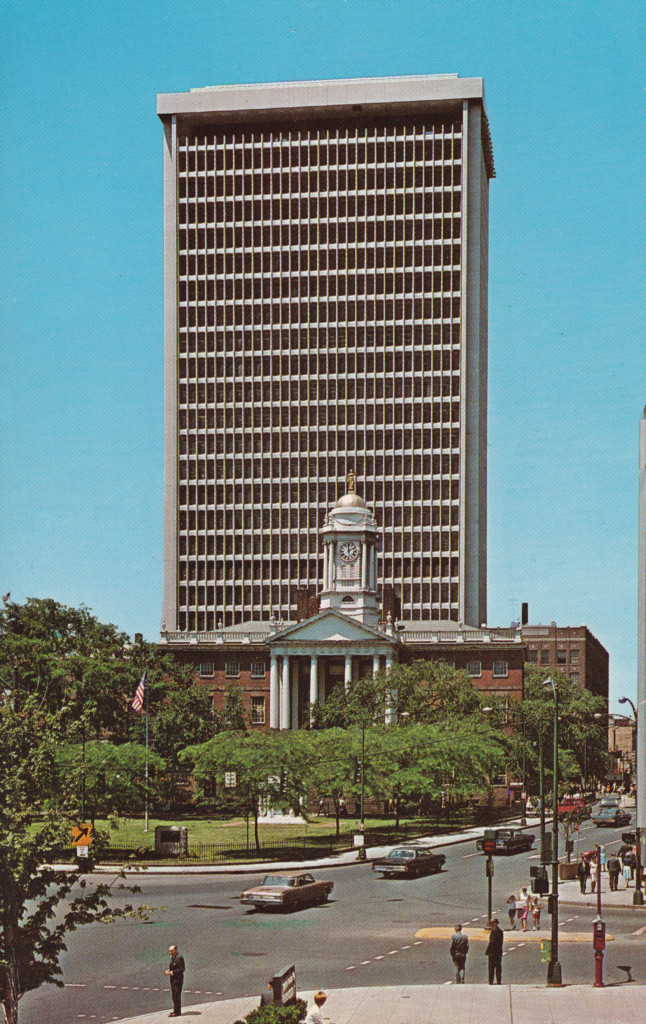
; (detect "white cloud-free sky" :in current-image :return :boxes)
[1,0,644,711]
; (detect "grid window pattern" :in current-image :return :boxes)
[224,661,240,677]
[467,660,482,677]
[173,114,470,629]
[250,661,266,678]
[250,695,266,724]
[492,661,508,678]
[199,661,214,677]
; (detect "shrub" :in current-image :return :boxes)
[233,997,307,1024]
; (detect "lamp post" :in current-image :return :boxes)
[619,697,643,905]
[542,677,562,987]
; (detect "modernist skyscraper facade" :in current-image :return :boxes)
[158,75,494,633]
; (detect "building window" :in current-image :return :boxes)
[250,696,265,724]
[492,661,508,678]
[250,661,266,678]
[570,649,579,664]
[569,673,579,685]
[541,649,550,665]
[527,649,538,664]
[466,660,481,677]
[557,649,567,664]
[225,661,240,678]
[199,661,215,678]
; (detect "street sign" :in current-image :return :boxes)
[71,824,93,847]
[224,772,237,788]
[483,839,496,855]
[76,845,89,858]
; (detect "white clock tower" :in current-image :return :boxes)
[319,473,380,628]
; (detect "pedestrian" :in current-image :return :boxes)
[588,851,597,893]
[531,897,543,930]
[165,944,185,1018]
[506,894,517,930]
[599,845,607,872]
[626,848,637,881]
[607,854,621,891]
[318,798,325,816]
[576,857,590,894]
[485,918,504,985]
[449,924,469,984]
[304,991,327,1024]
[517,888,531,932]
[622,860,632,888]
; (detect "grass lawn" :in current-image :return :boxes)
[102,814,399,847]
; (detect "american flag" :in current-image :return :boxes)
[132,670,148,712]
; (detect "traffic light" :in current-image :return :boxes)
[353,757,363,784]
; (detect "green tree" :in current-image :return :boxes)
[181,731,309,852]
[509,667,608,798]
[0,696,151,1024]
[55,741,167,822]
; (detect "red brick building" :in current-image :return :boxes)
[160,484,608,725]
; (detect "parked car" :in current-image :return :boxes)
[240,872,333,911]
[372,846,446,878]
[476,828,536,855]
[592,807,631,828]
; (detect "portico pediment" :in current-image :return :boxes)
[268,609,391,647]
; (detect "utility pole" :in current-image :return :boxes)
[543,678,562,986]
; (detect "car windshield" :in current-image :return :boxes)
[262,875,296,886]
[389,849,415,859]
[597,809,615,817]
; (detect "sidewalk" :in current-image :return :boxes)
[102,983,644,1024]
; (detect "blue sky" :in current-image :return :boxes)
[1,0,644,711]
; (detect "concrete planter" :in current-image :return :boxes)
[558,861,578,880]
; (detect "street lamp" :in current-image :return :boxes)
[542,677,562,987]
[618,697,643,905]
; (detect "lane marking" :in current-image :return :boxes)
[443,980,453,985]
[65,984,87,988]
[462,852,481,859]
[632,924,646,936]
[360,960,371,965]
[387,949,398,954]
[402,944,411,949]
[345,965,356,971]
[374,955,385,960]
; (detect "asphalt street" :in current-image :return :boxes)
[20,821,644,1024]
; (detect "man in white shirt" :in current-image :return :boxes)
[304,990,327,1023]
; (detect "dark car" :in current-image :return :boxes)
[476,828,536,855]
[592,807,631,828]
[372,845,446,878]
[240,872,333,911]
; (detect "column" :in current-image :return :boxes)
[309,655,319,709]
[269,655,279,729]
[323,545,329,590]
[344,654,352,692]
[361,541,368,589]
[385,654,396,724]
[280,655,290,730]
[373,655,381,678]
[290,659,299,730]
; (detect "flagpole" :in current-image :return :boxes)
[144,669,149,833]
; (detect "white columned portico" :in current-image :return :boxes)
[269,654,279,729]
[280,655,290,730]
[373,655,380,678]
[309,655,318,708]
[344,654,352,691]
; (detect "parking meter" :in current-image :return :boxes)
[593,918,606,951]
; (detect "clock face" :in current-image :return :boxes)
[339,541,359,563]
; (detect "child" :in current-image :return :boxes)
[305,991,328,1024]
[531,897,542,930]
[506,894,517,929]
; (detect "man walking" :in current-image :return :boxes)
[485,918,504,985]
[607,854,621,892]
[449,924,469,983]
[576,857,590,894]
[165,944,185,1017]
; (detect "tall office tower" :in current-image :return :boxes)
[158,75,494,633]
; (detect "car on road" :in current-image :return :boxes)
[592,806,631,828]
[372,846,446,878]
[240,871,333,911]
[476,828,536,855]
[598,794,622,808]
